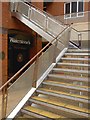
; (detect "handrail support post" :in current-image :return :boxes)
[33,56,39,88]
[2,87,8,119]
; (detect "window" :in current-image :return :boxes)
[65,3,70,14]
[78,1,83,12]
[71,2,77,13]
[64,1,84,19]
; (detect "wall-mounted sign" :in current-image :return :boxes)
[17,53,23,63]
[9,37,31,45]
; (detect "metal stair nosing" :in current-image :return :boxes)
[29,98,89,118]
[42,81,89,92]
[36,89,89,104]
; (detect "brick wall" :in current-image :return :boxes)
[0,30,8,87]
[46,2,64,16]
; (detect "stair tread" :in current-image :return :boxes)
[43,80,89,90]
[57,62,90,67]
[31,96,90,114]
[61,57,90,61]
[68,49,90,52]
[38,88,89,100]
[53,68,89,74]
[48,74,89,82]
[23,106,63,118]
[65,53,90,56]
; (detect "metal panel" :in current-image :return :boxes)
[36,45,55,80]
[6,63,35,116]
[47,17,65,36]
[17,2,29,18]
[70,28,79,45]
[58,27,71,47]
[30,7,47,29]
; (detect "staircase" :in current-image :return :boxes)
[10,1,66,43]
[2,1,88,119]
[15,48,90,119]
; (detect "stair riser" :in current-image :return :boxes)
[47,76,88,86]
[36,90,89,104]
[32,94,88,109]
[64,55,90,58]
[67,50,90,53]
[52,71,89,77]
[29,99,88,118]
[56,65,88,70]
[21,109,47,119]
[60,60,89,64]
[29,103,64,118]
[29,102,85,118]
[42,84,89,96]
[16,113,34,118]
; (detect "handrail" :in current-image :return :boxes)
[71,27,81,34]
[69,40,80,49]
[0,26,69,91]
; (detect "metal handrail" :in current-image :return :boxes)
[71,27,81,34]
[0,26,69,91]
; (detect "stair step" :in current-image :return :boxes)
[22,106,63,119]
[61,57,90,61]
[30,96,89,117]
[15,115,34,119]
[57,63,90,67]
[53,68,89,74]
[48,74,89,83]
[65,53,90,56]
[67,49,90,53]
[36,88,89,103]
[43,80,89,92]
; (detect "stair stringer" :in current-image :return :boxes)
[11,12,55,42]
[7,47,68,119]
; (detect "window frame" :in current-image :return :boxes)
[64,0,84,19]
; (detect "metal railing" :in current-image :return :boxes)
[0,26,71,119]
[70,27,82,49]
[10,1,66,37]
[10,1,82,49]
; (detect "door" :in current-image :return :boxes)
[13,45,29,74]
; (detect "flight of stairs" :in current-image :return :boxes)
[15,48,90,119]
